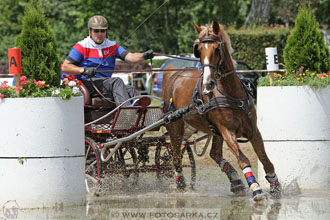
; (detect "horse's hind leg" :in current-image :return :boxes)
[166,120,186,189]
[222,129,266,201]
[250,128,281,198]
[209,135,245,195]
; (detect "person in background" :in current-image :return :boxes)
[61,15,154,106]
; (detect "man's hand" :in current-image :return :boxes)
[143,49,154,60]
[83,67,97,77]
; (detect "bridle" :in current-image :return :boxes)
[197,28,236,80]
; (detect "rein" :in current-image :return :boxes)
[170,27,255,142]
[197,31,236,79]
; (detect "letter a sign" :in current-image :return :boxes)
[8,48,22,75]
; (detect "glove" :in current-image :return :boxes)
[143,49,154,60]
[83,67,97,77]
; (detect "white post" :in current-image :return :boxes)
[265,47,279,85]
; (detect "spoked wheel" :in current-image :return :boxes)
[103,146,139,186]
[155,143,174,180]
[85,137,103,194]
[155,143,196,188]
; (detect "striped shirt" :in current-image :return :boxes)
[67,36,126,80]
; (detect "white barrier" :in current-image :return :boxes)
[257,86,330,190]
[0,97,85,209]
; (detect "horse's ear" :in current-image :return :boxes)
[212,20,220,35]
[192,22,202,33]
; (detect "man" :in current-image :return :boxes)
[61,15,154,106]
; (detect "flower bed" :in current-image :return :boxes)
[0,75,82,99]
[258,68,330,88]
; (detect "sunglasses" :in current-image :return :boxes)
[91,29,106,33]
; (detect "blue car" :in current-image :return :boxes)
[153,57,259,100]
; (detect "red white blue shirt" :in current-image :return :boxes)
[67,36,126,80]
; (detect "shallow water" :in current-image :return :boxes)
[2,166,330,220]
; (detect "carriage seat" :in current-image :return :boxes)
[79,84,151,107]
[79,83,115,107]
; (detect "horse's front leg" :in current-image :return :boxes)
[209,135,245,195]
[250,128,281,198]
[166,120,186,189]
[221,129,267,201]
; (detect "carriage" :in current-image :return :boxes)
[82,83,208,193]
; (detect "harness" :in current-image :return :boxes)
[164,27,255,143]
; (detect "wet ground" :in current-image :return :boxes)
[4,165,330,220]
[2,141,330,219]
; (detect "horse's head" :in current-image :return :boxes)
[193,21,235,92]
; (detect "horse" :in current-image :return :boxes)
[161,20,281,201]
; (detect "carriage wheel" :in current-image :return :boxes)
[85,137,103,193]
[155,143,196,188]
[118,147,139,185]
[103,146,139,186]
[155,144,174,180]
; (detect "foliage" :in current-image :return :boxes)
[228,26,290,70]
[0,0,328,65]
[0,75,81,99]
[257,2,330,88]
[269,0,329,27]
[283,4,330,75]
[152,59,167,68]
[258,69,330,88]
[0,0,252,62]
[15,0,61,87]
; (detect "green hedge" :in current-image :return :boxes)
[151,59,167,68]
[228,27,290,70]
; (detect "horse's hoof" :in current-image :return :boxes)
[231,180,246,196]
[176,182,186,190]
[269,183,282,199]
[252,189,268,202]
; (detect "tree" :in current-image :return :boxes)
[15,0,61,87]
[283,3,330,74]
[244,0,272,29]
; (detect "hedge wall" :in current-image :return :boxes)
[227,27,290,70]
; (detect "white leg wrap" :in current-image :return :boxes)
[175,171,183,177]
[250,182,261,192]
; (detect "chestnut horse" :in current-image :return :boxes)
[162,21,281,201]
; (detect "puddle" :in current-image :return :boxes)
[1,166,330,219]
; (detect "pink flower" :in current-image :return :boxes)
[327,71,330,76]
[20,75,27,81]
[20,77,28,85]
[1,83,8,90]
[1,81,8,89]
[21,77,28,85]
[0,93,4,99]
[317,74,323,78]
[16,86,22,92]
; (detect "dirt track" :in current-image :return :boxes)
[194,137,258,169]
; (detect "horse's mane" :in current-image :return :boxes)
[196,23,236,66]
